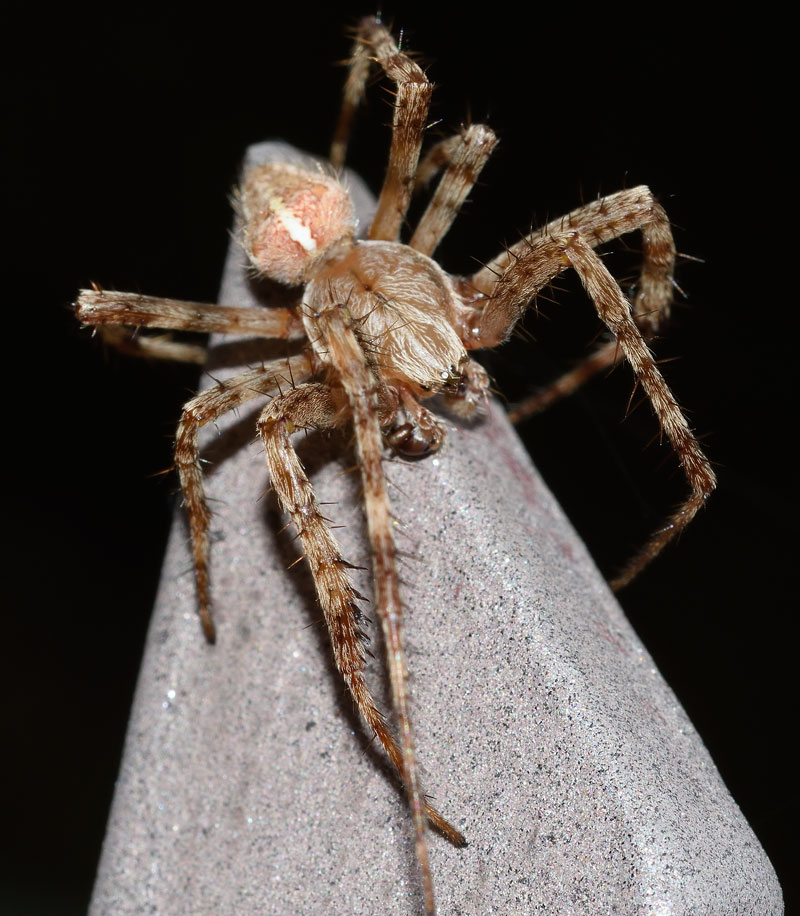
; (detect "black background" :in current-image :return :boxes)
[3,4,793,914]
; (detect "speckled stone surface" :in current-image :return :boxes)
[89,143,782,916]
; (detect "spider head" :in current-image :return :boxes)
[239,163,355,286]
[386,358,487,459]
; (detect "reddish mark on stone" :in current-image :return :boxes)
[550,533,577,564]
[595,620,631,657]
[486,419,542,510]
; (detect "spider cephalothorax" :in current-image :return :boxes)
[75,15,715,914]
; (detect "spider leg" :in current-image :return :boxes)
[331,16,433,242]
[258,379,464,870]
[176,354,315,642]
[329,19,375,171]
[565,238,716,586]
[409,124,497,257]
[468,186,676,340]
[93,324,208,364]
[310,304,442,913]
[414,134,463,188]
[470,189,677,431]
[465,221,715,585]
[76,288,305,340]
[507,338,622,424]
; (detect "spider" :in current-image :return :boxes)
[75,16,716,914]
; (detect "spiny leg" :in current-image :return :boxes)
[176,354,315,642]
[564,237,716,587]
[257,381,464,865]
[479,190,675,422]
[329,18,375,171]
[94,324,208,364]
[468,186,676,343]
[331,16,433,241]
[76,288,305,339]
[314,304,440,913]
[507,338,622,424]
[409,124,498,257]
[414,134,462,188]
[465,223,714,583]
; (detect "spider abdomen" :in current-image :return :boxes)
[239,163,355,285]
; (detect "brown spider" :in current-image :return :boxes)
[75,16,716,914]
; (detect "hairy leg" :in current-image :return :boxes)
[409,124,497,257]
[312,303,450,913]
[329,19,375,171]
[76,288,305,339]
[94,324,208,364]
[507,339,622,424]
[258,379,464,870]
[462,218,713,583]
[176,354,315,642]
[468,186,676,341]
[330,16,433,242]
[564,237,715,587]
